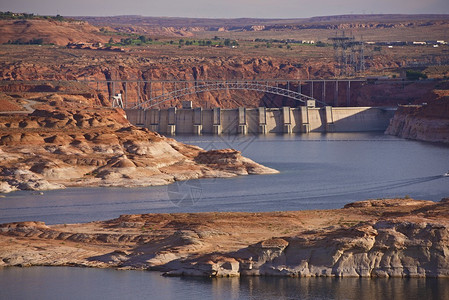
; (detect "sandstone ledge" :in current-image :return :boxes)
[1,198,448,278]
[385,113,449,144]
[385,101,449,144]
[0,107,278,194]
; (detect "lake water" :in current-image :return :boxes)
[1,132,449,299]
[1,267,448,300]
[0,133,447,225]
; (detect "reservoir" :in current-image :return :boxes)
[1,267,448,300]
[0,132,447,225]
[1,132,448,299]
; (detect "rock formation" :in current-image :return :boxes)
[77,14,449,41]
[0,19,108,46]
[0,103,277,193]
[385,88,449,144]
[1,198,448,277]
[2,46,445,110]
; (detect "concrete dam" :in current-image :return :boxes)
[125,106,396,135]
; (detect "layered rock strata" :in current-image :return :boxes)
[1,198,448,278]
[2,46,443,109]
[385,95,449,144]
[0,105,278,193]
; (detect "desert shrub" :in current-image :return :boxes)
[406,70,428,80]
[6,38,44,45]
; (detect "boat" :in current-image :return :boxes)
[444,171,449,177]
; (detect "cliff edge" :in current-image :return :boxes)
[385,85,449,144]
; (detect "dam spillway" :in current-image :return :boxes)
[125,106,396,135]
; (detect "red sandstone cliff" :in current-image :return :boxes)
[0,46,440,109]
[385,88,449,144]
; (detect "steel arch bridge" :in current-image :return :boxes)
[128,80,324,109]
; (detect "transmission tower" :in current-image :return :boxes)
[329,32,365,77]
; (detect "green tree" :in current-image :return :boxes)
[406,70,428,80]
[122,38,133,45]
[54,14,64,21]
[138,35,148,43]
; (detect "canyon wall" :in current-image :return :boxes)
[0,48,441,109]
[385,89,449,144]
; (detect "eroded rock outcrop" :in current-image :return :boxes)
[0,19,108,46]
[233,221,449,277]
[0,105,277,193]
[386,113,449,143]
[385,96,449,144]
[1,198,448,277]
[3,46,440,109]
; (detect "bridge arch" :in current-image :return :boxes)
[128,81,325,109]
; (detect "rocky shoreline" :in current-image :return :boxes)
[385,90,449,144]
[0,105,278,194]
[385,108,449,144]
[1,198,448,278]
